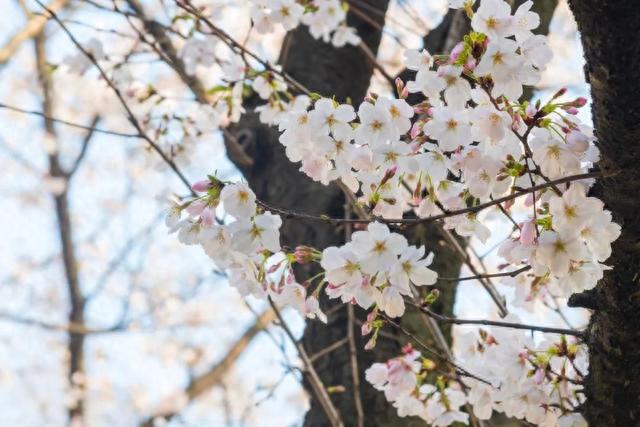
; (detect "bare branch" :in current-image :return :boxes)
[0,0,70,65]
[0,102,140,138]
[269,299,344,427]
[414,304,584,338]
[66,115,99,177]
[139,309,277,427]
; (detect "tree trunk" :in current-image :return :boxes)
[567,1,640,425]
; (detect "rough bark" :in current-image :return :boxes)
[566,1,640,425]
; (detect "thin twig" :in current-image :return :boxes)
[0,102,140,138]
[256,171,605,225]
[414,304,584,338]
[268,299,344,427]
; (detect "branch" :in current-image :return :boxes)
[121,0,254,169]
[438,265,531,282]
[414,304,584,338]
[34,27,87,423]
[66,115,99,177]
[36,0,195,195]
[0,0,70,65]
[269,299,344,427]
[347,295,364,427]
[0,312,120,335]
[0,102,140,137]
[139,309,277,427]
[256,171,606,225]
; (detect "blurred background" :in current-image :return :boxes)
[0,0,590,425]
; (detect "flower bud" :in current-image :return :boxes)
[186,199,207,216]
[524,193,535,207]
[395,77,405,98]
[552,87,567,99]
[200,207,215,227]
[464,57,477,71]
[525,103,537,118]
[519,220,537,245]
[380,165,398,185]
[192,179,212,193]
[450,42,464,63]
[410,121,422,139]
[294,245,315,264]
[567,130,589,153]
[575,96,587,107]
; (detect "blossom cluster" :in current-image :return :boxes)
[457,321,587,426]
[366,324,586,426]
[258,0,563,242]
[499,182,620,310]
[321,222,437,318]
[165,178,326,321]
[250,0,361,47]
[365,345,469,426]
[255,0,619,304]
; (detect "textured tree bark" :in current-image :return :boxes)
[566,1,640,425]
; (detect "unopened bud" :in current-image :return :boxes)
[294,245,315,264]
[519,220,537,245]
[381,165,398,185]
[192,179,212,193]
[565,106,579,115]
[552,87,567,99]
[525,103,537,118]
[567,130,589,153]
[395,77,405,98]
[464,57,477,71]
[450,42,464,63]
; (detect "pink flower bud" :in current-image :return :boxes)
[294,245,314,264]
[567,130,589,153]
[395,77,404,94]
[519,220,537,245]
[450,42,464,63]
[525,103,537,118]
[511,114,522,131]
[524,193,535,207]
[410,121,422,139]
[381,165,398,184]
[553,87,567,99]
[464,57,477,71]
[361,322,372,336]
[401,343,414,354]
[200,207,215,226]
[566,106,579,115]
[192,179,212,193]
[186,199,206,216]
[575,97,587,107]
[533,368,545,385]
[364,336,376,350]
[401,87,409,99]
